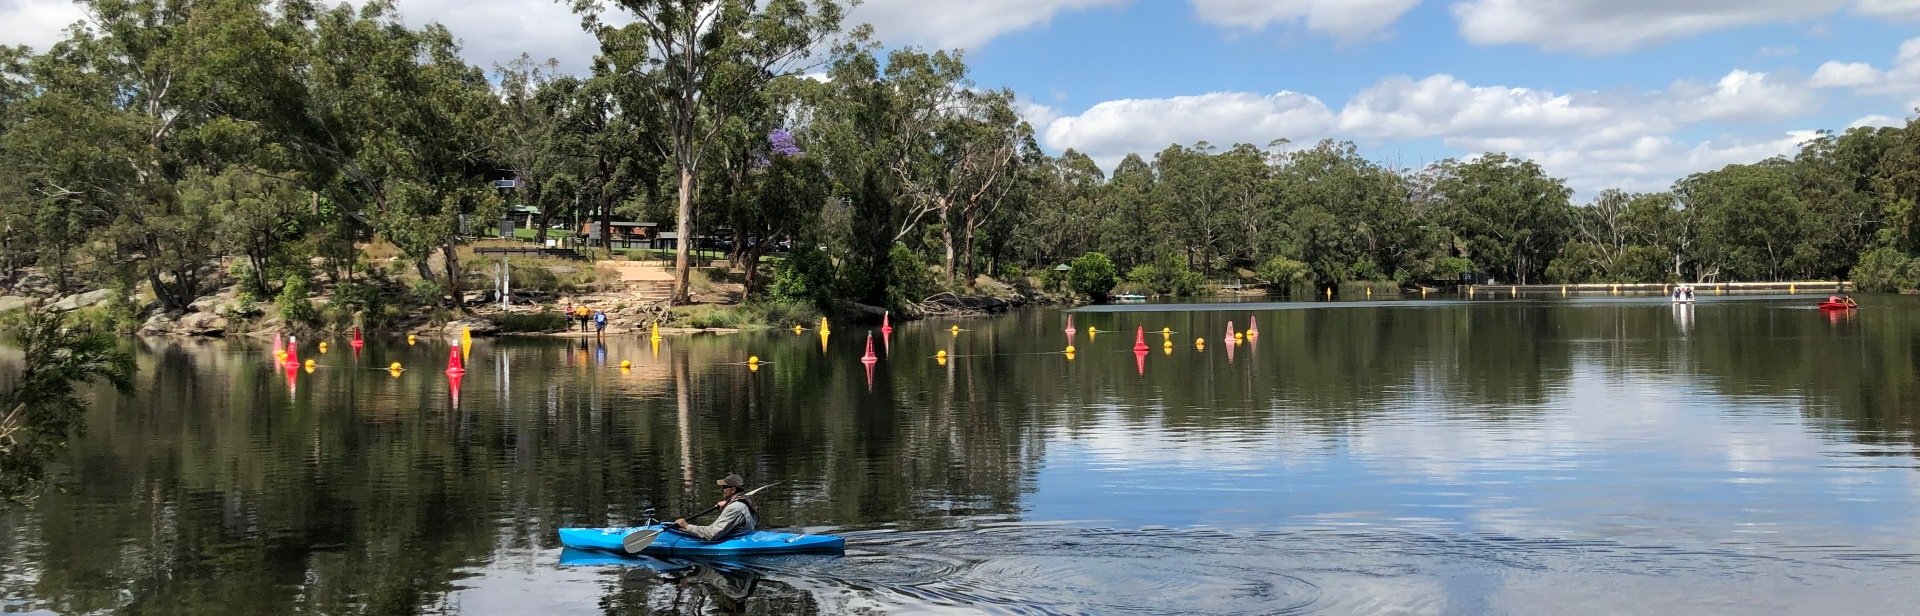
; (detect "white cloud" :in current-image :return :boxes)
[1848,114,1904,128]
[1450,0,1847,54]
[848,0,1125,50]
[1855,0,1920,19]
[1044,64,1839,198]
[1336,74,1619,144]
[1014,99,1062,132]
[1040,91,1336,168]
[1809,61,1884,88]
[1665,69,1817,122]
[360,0,615,74]
[0,0,87,52]
[1188,0,1423,39]
[1804,37,1920,108]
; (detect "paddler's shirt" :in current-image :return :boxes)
[682,499,758,540]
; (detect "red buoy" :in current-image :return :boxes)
[1133,326,1149,352]
[860,332,878,364]
[1224,321,1236,343]
[350,327,364,349]
[446,343,466,374]
[1248,316,1259,337]
[1065,315,1076,336]
[881,311,893,336]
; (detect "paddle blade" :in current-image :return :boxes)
[622,529,662,554]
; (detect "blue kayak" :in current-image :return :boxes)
[557,525,846,557]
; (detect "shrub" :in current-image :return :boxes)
[1127,253,1206,296]
[1067,252,1118,299]
[497,311,566,333]
[1854,247,1916,292]
[1431,257,1474,282]
[886,244,937,312]
[276,276,317,326]
[1256,256,1310,292]
[407,278,446,308]
[767,248,835,308]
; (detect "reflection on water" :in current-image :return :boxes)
[3,296,1920,614]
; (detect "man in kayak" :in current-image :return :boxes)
[671,474,758,540]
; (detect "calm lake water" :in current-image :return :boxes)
[5,295,1920,614]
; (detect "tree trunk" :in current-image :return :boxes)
[941,218,956,287]
[600,195,614,260]
[249,250,271,298]
[671,166,695,305]
[441,242,464,314]
[962,221,977,290]
[740,248,762,302]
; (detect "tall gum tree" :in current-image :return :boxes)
[570,0,847,304]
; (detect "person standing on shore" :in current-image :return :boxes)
[594,310,607,337]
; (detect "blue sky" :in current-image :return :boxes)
[6,0,1918,198]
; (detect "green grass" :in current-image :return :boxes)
[672,301,820,330]
[497,311,566,333]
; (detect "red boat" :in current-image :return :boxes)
[1818,300,1858,311]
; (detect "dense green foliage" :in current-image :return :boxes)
[1,0,1917,323]
[0,308,134,504]
[1066,252,1118,299]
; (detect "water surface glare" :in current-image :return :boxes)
[4,297,1920,614]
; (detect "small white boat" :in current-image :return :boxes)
[1671,286,1696,304]
[1114,294,1148,303]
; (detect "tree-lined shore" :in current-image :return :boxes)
[2,0,1918,336]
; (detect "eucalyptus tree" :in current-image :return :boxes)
[571,0,848,304]
[0,0,288,309]
[269,1,503,307]
[1151,142,1235,274]
[1427,153,1574,284]
[1675,160,1808,281]
[493,55,573,245]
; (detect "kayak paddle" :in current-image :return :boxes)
[623,482,780,554]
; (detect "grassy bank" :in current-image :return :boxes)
[671,301,821,330]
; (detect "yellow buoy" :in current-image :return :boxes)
[950,325,961,335]
[1325,287,1333,299]
[1235,332,1245,343]
[303,359,315,373]
[1468,287,1475,298]
[389,368,403,378]
[792,325,804,334]
[747,356,759,364]
[406,334,417,346]
[318,342,328,353]
[1367,287,1373,298]
[1561,285,1567,296]
[388,362,402,371]
[619,360,632,369]
[1161,327,1171,335]
[1064,345,1076,354]
[936,350,948,360]
[1789,283,1796,294]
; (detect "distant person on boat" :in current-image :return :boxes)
[672,474,759,540]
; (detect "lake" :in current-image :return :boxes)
[4,295,1920,614]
